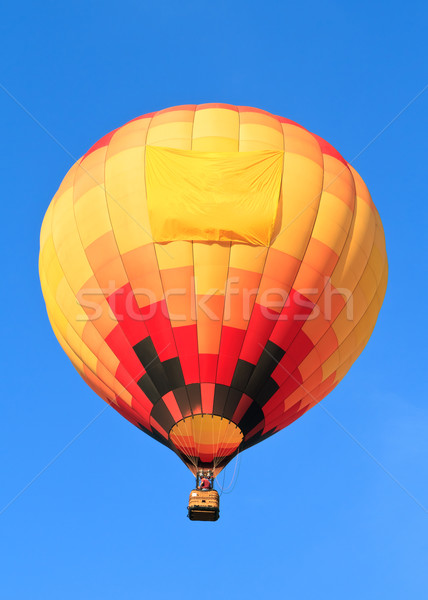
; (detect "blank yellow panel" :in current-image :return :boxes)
[146,146,283,245]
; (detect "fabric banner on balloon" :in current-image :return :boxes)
[145,146,283,245]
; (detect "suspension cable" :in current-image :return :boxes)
[216,451,241,496]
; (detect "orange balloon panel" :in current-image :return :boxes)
[39,104,388,476]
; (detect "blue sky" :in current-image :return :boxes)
[1,1,427,598]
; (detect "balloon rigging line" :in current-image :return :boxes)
[0,82,173,258]
[217,451,241,496]
[261,343,428,515]
[217,462,228,496]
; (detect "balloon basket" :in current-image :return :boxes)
[187,489,220,522]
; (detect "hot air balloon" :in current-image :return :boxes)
[39,104,387,521]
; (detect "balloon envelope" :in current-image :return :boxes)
[39,104,387,475]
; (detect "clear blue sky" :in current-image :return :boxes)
[1,1,427,598]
